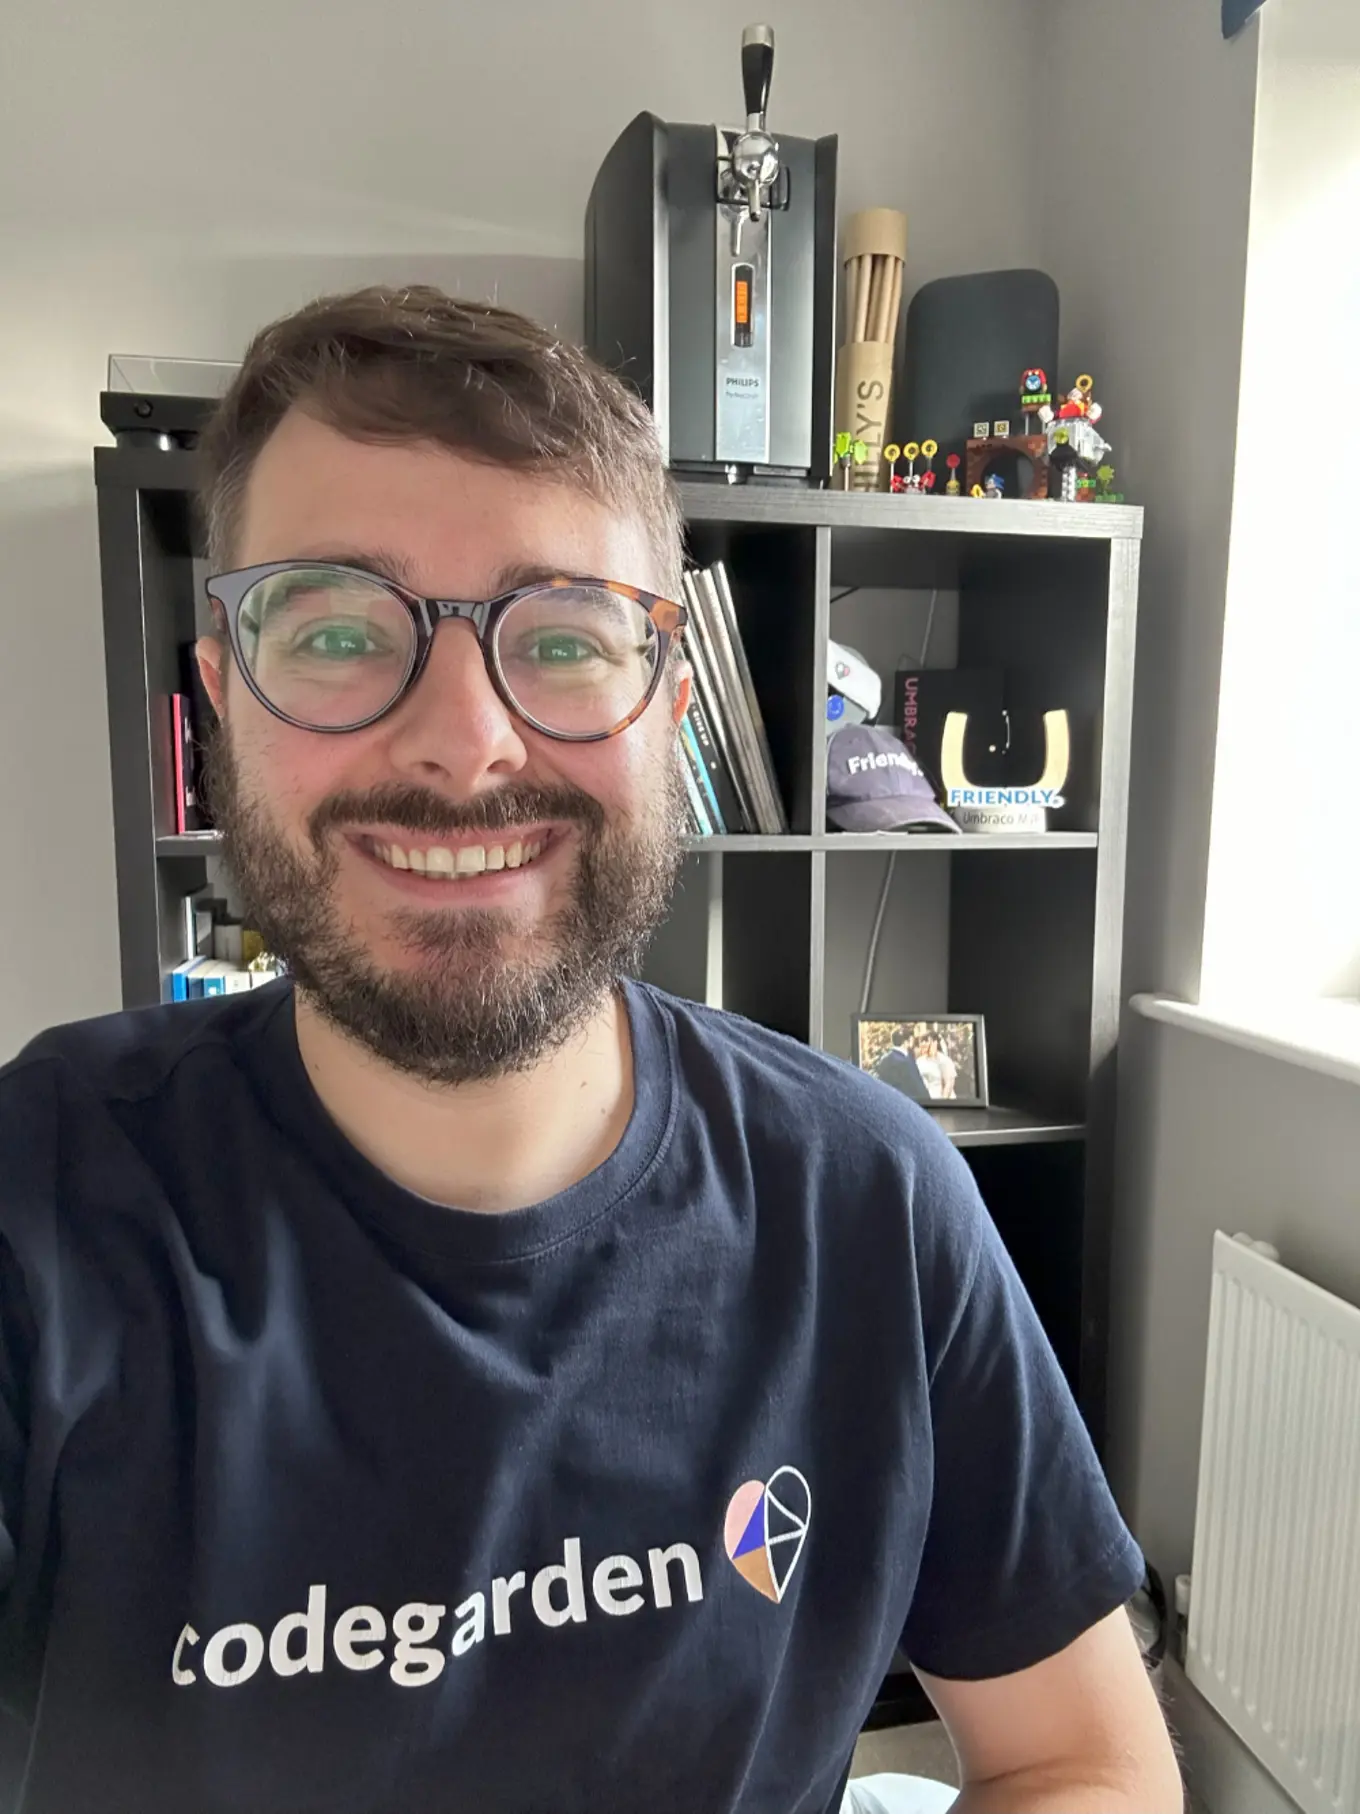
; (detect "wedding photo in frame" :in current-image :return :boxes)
[852,1015,990,1110]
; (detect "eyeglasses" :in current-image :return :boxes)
[205,562,687,741]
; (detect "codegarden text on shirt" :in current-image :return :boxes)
[170,1537,705,1689]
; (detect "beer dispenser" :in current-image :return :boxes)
[584,25,838,484]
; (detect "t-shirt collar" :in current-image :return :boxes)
[240,978,677,1266]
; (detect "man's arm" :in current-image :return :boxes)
[915,1607,1182,1812]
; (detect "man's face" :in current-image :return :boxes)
[200,408,689,1084]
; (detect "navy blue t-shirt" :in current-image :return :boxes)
[0,981,1142,1813]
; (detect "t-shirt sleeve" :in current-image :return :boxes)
[0,1054,63,1624]
[899,1131,1145,1681]
[0,1236,32,1605]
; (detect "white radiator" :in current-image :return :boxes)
[1187,1231,1360,1814]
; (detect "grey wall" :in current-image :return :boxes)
[1038,0,1360,1660]
[1039,0,1262,1004]
[0,0,1048,1054]
[1113,1017,1360,1582]
[1029,0,1264,1567]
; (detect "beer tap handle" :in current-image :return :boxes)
[741,25,774,133]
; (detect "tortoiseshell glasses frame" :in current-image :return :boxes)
[205,562,688,741]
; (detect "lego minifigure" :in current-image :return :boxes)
[1038,376,1112,503]
[834,431,869,490]
[1019,368,1051,435]
[1043,374,1102,425]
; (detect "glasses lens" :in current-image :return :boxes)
[493,585,662,736]
[236,568,416,729]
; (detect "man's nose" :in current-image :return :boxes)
[381,619,529,787]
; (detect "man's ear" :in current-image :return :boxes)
[670,664,692,725]
[196,636,227,720]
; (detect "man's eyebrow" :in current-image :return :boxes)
[487,561,582,595]
[288,548,427,591]
[286,553,582,598]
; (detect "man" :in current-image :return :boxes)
[0,287,1181,1814]
[871,1028,931,1104]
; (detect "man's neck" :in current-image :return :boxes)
[291,988,634,1212]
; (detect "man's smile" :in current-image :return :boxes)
[344,826,565,900]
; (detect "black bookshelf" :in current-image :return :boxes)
[95,443,1142,1730]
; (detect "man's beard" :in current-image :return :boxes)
[206,725,686,1085]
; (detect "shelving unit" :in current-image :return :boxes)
[93,438,1138,1414]
[95,444,1140,1438]
[157,829,1100,858]
[96,439,1140,1734]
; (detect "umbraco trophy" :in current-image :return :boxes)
[940,710,1072,834]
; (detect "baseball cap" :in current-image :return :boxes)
[827,640,882,719]
[826,724,961,834]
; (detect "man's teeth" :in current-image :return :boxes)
[372,837,545,878]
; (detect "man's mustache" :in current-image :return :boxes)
[307,783,605,844]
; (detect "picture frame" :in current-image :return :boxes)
[852,1015,989,1110]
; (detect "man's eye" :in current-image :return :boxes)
[523,632,605,665]
[293,622,386,659]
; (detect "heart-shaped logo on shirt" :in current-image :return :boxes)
[723,1467,811,1603]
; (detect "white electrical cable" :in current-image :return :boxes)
[859,851,897,1016]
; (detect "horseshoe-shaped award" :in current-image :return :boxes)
[940,710,1071,833]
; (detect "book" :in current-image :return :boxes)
[680,714,727,835]
[180,887,218,962]
[708,563,787,833]
[172,642,216,834]
[169,956,278,1001]
[677,740,713,837]
[680,573,760,832]
[691,566,787,835]
[194,960,234,996]
[171,694,199,834]
[170,956,208,1002]
[686,689,748,834]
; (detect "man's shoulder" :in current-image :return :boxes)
[636,982,951,1167]
[0,982,291,1113]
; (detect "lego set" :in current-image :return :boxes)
[882,369,1125,504]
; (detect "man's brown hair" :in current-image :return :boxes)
[197,284,684,597]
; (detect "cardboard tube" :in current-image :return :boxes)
[834,341,895,488]
[842,208,908,267]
